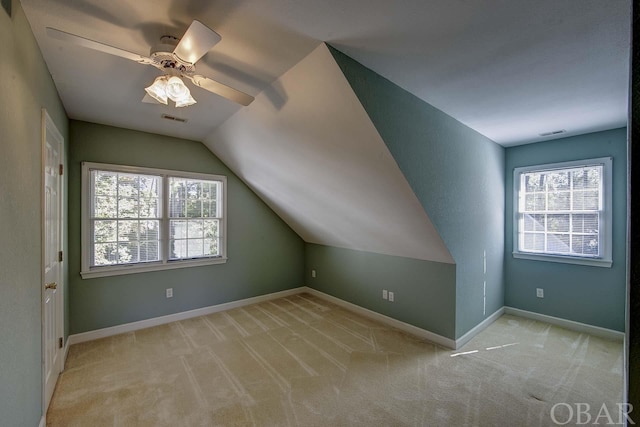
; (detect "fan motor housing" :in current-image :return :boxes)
[150,36,195,74]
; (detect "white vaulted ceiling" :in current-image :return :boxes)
[21,0,629,145]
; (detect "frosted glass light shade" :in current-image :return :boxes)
[144,76,168,105]
[166,76,189,101]
[145,75,197,107]
[175,93,197,108]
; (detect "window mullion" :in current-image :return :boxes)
[116,174,120,264]
[136,180,141,263]
[600,166,604,258]
[544,179,549,253]
[569,171,574,254]
[543,213,548,253]
[90,172,96,267]
[162,175,169,264]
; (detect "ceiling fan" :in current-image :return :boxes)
[46,20,254,107]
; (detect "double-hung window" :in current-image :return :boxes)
[81,162,226,278]
[513,157,612,267]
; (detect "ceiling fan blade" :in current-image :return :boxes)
[187,75,254,106]
[173,20,221,65]
[46,27,154,65]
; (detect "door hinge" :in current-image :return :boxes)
[58,337,63,349]
[58,251,63,262]
[59,164,64,175]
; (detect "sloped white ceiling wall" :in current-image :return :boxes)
[204,44,453,264]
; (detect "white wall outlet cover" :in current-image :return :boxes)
[389,291,395,302]
[311,269,316,278]
[382,289,388,300]
[536,288,544,298]
[166,288,173,298]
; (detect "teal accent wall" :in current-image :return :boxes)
[329,46,505,339]
[305,243,456,338]
[505,128,627,331]
[0,0,69,424]
[68,121,304,334]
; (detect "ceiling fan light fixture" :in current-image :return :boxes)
[165,76,190,101]
[47,24,254,107]
[145,75,197,107]
[145,75,168,105]
[175,93,197,108]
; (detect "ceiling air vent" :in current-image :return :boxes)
[539,129,566,137]
[161,114,187,123]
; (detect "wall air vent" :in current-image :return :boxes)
[539,129,566,137]
[161,114,187,123]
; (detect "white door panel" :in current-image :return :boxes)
[43,110,64,411]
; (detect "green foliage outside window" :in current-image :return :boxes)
[90,170,222,267]
[91,171,160,266]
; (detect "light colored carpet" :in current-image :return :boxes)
[47,293,624,426]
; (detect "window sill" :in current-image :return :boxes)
[81,257,228,279]
[512,252,612,268]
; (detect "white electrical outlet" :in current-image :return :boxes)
[382,289,388,300]
[166,288,173,298]
[311,269,316,278]
[388,291,395,302]
[536,288,544,298]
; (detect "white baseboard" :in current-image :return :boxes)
[454,307,504,349]
[38,415,45,427]
[68,287,307,345]
[504,306,624,341]
[66,286,623,354]
[67,285,461,350]
[303,287,457,349]
[62,338,70,370]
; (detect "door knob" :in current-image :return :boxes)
[44,282,57,290]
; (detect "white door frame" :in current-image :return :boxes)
[41,109,65,417]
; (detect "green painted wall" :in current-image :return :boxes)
[305,243,456,338]
[68,121,304,334]
[329,46,505,339]
[505,128,627,331]
[0,0,69,424]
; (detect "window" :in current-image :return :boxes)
[168,177,222,260]
[82,162,226,278]
[513,157,612,267]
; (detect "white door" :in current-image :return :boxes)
[43,110,64,410]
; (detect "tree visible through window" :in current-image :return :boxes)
[168,177,221,259]
[92,170,161,266]
[82,162,226,278]
[513,157,612,267]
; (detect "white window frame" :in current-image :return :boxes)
[81,162,227,279]
[512,157,612,268]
